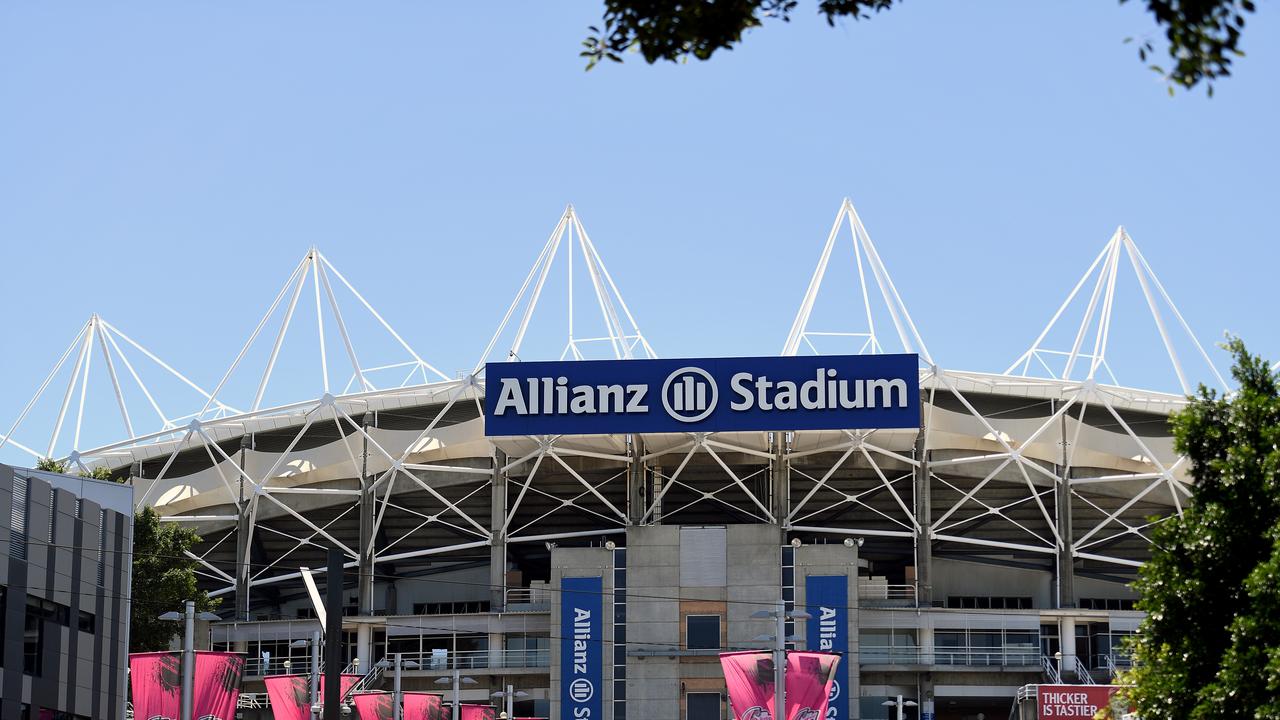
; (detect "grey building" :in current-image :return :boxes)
[0,463,133,720]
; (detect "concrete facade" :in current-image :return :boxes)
[0,463,133,720]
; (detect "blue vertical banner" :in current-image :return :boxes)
[561,576,603,720]
[806,575,849,720]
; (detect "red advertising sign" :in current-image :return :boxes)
[1037,685,1121,719]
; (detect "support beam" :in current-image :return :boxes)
[358,413,375,615]
[234,435,253,621]
[490,449,508,612]
[913,416,932,607]
[771,432,789,524]
[627,435,645,525]
[324,546,344,719]
[1056,403,1076,608]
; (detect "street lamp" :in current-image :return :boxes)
[435,672,477,720]
[881,695,918,720]
[157,600,220,720]
[377,654,420,720]
[491,686,530,719]
[750,602,811,719]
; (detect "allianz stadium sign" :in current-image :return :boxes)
[484,354,919,436]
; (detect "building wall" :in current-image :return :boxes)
[0,464,133,720]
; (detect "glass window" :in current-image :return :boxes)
[686,615,721,650]
[78,610,95,634]
[688,692,722,720]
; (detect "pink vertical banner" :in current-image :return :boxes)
[130,651,245,720]
[460,704,497,720]
[352,691,396,720]
[193,651,246,720]
[403,692,446,720]
[720,651,776,720]
[130,652,183,720]
[784,652,840,720]
[265,674,363,720]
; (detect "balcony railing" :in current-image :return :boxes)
[857,583,918,608]
[861,645,1040,667]
[505,587,551,610]
[241,648,550,677]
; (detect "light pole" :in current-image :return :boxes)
[491,685,529,719]
[435,671,477,720]
[377,654,420,720]
[751,601,810,719]
[157,600,220,720]
[881,695,918,720]
[291,633,323,720]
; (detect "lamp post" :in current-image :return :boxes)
[157,601,220,720]
[491,685,529,720]
[881,695,918,720]
[377,654,420,720]
[435,672,477,720]
[751,601,810,719]
[292,633,323,720]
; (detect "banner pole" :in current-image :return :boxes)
[182,600,195,720]
[775,599,785,720]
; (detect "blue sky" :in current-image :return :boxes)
[1,2,1276,461]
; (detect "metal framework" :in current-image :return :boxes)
[3,201,1219,620]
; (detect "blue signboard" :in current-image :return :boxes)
[806,575,849,720]
[485,354,919,436]
[561,576,603,720]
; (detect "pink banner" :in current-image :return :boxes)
[784,651,840,720]
[352,691,396,720]
[129,651,245,720]
[264,674,362,720]
[721,651,776,720]
[460,704,497,720]
[404,692,445,720]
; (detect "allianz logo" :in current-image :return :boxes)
[493,367,909,423]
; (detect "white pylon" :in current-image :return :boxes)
[0,314,233,466]
[782,198,932,363]
[474,204,655,373]
[1007,226,1228,394]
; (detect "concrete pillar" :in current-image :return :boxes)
[913,414,932,607]
[920,673,936,720]
[357,623,372,670]
[490,449,508,612]
[358,413,376,615]
[627,435,646,525]
[919,625,935,666]
[234,435,253,621]
[771,431,789,522]
[1056,403,1076,609]
[1059,617,1078,677]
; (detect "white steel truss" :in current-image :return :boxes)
[0,313,234,466]
[783,197,932,363]
[1008,225,1228,394]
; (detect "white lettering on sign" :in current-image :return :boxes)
[1039,687,1117,719]
[729,369,907,412]
[572,607,592,674]
[494,377,649,416]
[818,607,838,651]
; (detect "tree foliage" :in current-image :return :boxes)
[1126,339,1280,719]
[130,507,220,653]
[35,457,121,482]
[582,0,1255,93]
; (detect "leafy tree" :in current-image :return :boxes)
[34,457,122,482]
[130,507,220,652]
[582,0,1256,94]
[35,457,68,473]
[1125,339,1280,719]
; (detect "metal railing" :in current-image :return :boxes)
[860,645,1039,666]
[505,587,551,609]
[238,692,270,708]
[857,583,918,607]
[1042,656,1063,684]
[372,648,551,671]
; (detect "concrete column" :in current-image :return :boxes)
[920,673,936,720]
[234,435,253,621]
[913,415,932,607]
[1055,403,1076,608]
[490,449,508,612]
[357,623,373,670]
[771,431,789,523]
[919,625,935,666]
[358,413,376,615]
[1059,617,1078,677]
[627,435,646,525]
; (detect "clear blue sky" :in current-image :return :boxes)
[1,2,1276,461]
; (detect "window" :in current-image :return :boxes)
[24,609,43,676]
[78,610,96,634]
[10,474,28,560]
[687,693,722,720]
[686,615,721,650]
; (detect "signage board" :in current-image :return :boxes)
[561,576,603,720]
[806,575,849,720]
[484,354,919,436]
[1038,685,1122,719]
